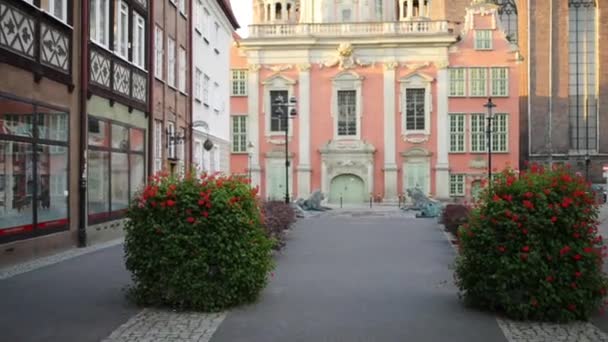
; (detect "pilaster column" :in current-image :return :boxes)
[407,0,413,18]
[435,63,450,200]
[321,160,328,198]
[248,64,262,188]
[383,62,398,201]
[282,1,287,21]
[297,63,312,199]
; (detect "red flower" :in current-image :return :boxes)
[575,271,583,278]
[561,197,574,208]
[160,201,167,208]
[202,211,209,218]
[522,229,528,235]
[150,201,157,207]
[493,194,502,202]
[504,209,512,218]
[503,194,513,202]
[573,233,580,239]
[571,282,578,289]
[198,199,205,206]
[544,189,551,195]
[584,247,594,254]
[511,213,519,221]
[523,200,534,210]
[551,216,557,223]
[497,246,506,253]
[186,217,195,224]
[573,254,583,261]
[567,304,576,312]
[166,199,176,207]
[522,246,530,253]
[560,245,572,256]
[546,275,554,282]
[525,192,534,199]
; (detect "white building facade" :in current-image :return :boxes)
[192,0,239,174]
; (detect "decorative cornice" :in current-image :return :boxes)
[248,64,262,72]
[383,61,399,71]
[264,64,293,72]
[434,61,450,69]
[297,63,312,72]
[402,62,431,71]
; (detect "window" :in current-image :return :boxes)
[342,9,352,21]
[568,0,597,151]
[203,74,210,105]
[232,116,248,153]
[470,114,508,152]
[90,0,110,47]
[114,0,129,59]
[492,114,508,152]
[375,0,383,19]
[337,90,356,136]
[154,26,164,79]
[178,47,187,92]
[491,67,509,96]
[449,68,466,96]
[202,8,210,39]
[270,90,288,132]
[154,120,162,173]
[46,0,68,22]
[195,68,202,100]
[194,0,201,32]
[178,0,186,15]
[214,22,220,47]
[405,88,425,131]
[167,122,176,159]
[450,174,466,197]
[475,30,493,50]
[167,37,176,88]
[492,0,518,43]
[470,114,486,152]
[449,114,465,152]
[133,12,145,68]
[0,97,69,241]
[88,118,145,223]
[231,70,248,96]
[213,82,220,112]
[470,68,487,97]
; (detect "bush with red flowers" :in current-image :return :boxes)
[261,201,296,250]
[455,164,608,322]
[124,172,274,312]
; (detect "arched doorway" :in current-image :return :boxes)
[329,174,365,204]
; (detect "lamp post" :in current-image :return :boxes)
[484,98,496,182]
[271,94,298,204]
[247,141,254,183]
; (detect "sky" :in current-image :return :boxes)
[232,1,253,37]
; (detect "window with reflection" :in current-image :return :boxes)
[492,0,518,44]
[87,117,145,223]
[0,96,69,242]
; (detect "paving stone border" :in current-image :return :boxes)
[102,309,227,342]
[0,238,124,280]
[497,318,608,342]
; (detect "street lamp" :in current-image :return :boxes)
[271,94,297,204]
[484,98,496,183]
[247,141,254,182]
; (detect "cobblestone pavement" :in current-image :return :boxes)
[103,309,226,342]
[497,318,608,342]
[0,237,124,280]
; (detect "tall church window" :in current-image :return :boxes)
[568,0,597,151]
[492,0,518,43]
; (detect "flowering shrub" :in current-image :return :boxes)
[124,172,274,312]
[455,164,608,322]
[261,201,296,250]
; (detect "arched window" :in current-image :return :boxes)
[275,2,282,20]
[568,0,597,151]
[492,0,518,43]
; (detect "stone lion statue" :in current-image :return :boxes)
[296,190,328,211]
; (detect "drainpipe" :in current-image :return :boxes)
[188,0,193,168]
[548,0,553,165]
[78,0,89,247]
[148,0,154,178]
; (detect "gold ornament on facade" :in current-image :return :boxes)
[320,43,372,70]
[248,64,262,72]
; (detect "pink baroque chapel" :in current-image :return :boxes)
[230,0,521,204]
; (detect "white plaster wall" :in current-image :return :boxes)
[192,0,234,171]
